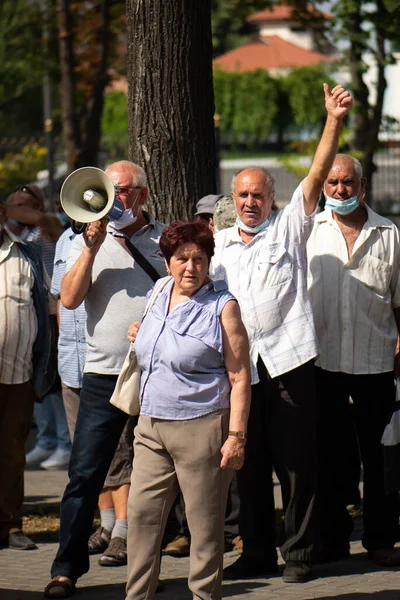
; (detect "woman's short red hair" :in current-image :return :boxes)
[160,220,215,265]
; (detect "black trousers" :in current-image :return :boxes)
[315,368,398,552]
[237,359,318,563]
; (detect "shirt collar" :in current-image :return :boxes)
[224,224,268,247]
[162,277,228,299]
[316,204,392,230]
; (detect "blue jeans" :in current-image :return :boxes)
[34,390,72,451]
[51,374,128,582]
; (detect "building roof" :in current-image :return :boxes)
[246,4,331,23]
[213,35,329,72]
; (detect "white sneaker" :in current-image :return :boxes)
[40,447,71,470]
[26,445,54,465]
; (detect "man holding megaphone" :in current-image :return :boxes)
[45,160,166,598]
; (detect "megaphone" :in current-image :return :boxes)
[60,167,124,239]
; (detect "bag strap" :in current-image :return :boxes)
[143,276,173,319]
[112,233,161,283]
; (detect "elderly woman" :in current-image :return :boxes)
[125,220,251,600]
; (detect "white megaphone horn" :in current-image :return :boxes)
[60,167,124,244]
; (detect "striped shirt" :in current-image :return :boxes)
[21,226,57,277]
[210,182,318,382]
[51,229,87,388]
[0,227,54,384]
[307,205,400,374]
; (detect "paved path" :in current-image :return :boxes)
[1,467,400,599]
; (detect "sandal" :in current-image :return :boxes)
[369,547,400,567]
[44,576,76,598]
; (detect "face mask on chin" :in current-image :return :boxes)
[236,215,270,234]
[324,186,360,216]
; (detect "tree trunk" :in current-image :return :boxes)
[56,0,80,173]
[126,0,216,222]
[78,0,110,167]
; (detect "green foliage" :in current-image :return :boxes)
[101,91,128,136]
[282,65,336,130]
[214,63,334,148]
[0,144,47,200]
[214,68,278,147]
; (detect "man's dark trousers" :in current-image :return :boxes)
[316,368,398,553]
[51,374,128,582]
[237,358,318,564]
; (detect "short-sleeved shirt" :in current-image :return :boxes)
[65,214,166,375]
[51,228,87,388]
[307,204,400,374]
[0,227,54,384]
[135,278,235,420]
[210,182,318,382]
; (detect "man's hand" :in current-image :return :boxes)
[83,218,108,250]
[324,83,353,120]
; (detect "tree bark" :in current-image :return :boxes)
[126,0,216,222]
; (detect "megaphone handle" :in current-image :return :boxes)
[87,236,96,247]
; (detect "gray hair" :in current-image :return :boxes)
[106,160,147,187]
[231,166,275,194]
[334,154,363,179]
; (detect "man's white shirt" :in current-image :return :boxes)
[307,204,400,375]
[210,183,318,383]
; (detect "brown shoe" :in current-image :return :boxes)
[164,535,190,556]
[88,526,111,555]
[98,536,127,567]
[369,547,400,566]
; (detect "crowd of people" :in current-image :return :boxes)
[1,81,400,600]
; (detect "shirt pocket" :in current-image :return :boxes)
[354,255,392,296]
[257,244,293,288]
[8,273,32,303]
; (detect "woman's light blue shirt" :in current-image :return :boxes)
[135,278,236,420]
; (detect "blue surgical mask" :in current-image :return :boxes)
[324,187,360,215]
[236,216,270,234]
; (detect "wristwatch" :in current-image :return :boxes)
[228,430,247,440]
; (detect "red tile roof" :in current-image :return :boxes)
[246,4,331,23]
[213,35,329,72]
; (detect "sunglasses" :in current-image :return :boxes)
[114,185,142,195]
[14,185,42,204]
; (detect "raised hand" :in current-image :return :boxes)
[324,83,353,120]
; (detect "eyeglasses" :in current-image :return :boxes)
[14,185,42,204]
[114,185,142,195]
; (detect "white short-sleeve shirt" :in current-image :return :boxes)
[307,205,400,374]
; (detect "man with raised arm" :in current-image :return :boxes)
[211,84,352,584]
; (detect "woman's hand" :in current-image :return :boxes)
[127,320,141,343]
[220,436,245,470]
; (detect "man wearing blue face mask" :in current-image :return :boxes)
[44,160,166,598]
[307,153,400,568]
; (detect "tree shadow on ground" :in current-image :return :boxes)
[317,593,400,600]
[311,550,400,579]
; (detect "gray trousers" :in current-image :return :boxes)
[126,410,231,600]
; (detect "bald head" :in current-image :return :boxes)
[231,167,275,195]
[106,160,147,188]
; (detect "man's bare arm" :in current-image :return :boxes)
[302,83,353,216]
[5,204,63,241]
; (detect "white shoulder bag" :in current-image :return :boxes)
[109,276,172,415]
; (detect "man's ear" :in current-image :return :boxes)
[359,177,367,200]
[139,187,149,206]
